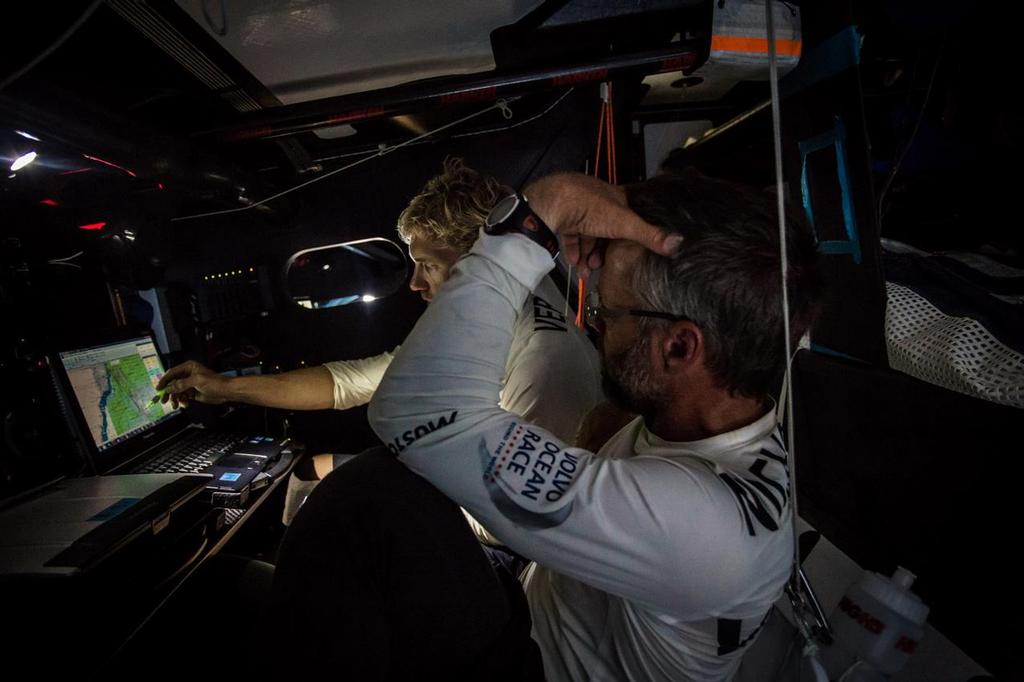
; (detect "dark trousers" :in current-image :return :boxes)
[264,447,545,681]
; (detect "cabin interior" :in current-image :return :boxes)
[0,1,1018,680]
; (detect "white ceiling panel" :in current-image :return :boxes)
[176,0,543,104]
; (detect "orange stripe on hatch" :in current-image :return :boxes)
[711,35,802,57]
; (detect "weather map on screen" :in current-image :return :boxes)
[60,338,177,451]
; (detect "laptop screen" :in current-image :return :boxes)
[58,337,179,453]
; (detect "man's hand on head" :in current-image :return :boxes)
[524,173,682,277]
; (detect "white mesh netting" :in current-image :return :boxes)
[886,282,1024,409]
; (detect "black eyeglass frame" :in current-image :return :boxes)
[584,290,690,332]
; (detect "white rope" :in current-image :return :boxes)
[48,250,84,263]
[0,1,104,93]
[451,88,572,139]
[766,2,833,660]
[765,0,800,570]
[265,89,573,173]
[171,97,522,222]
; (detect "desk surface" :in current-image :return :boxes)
[0,449,300,680]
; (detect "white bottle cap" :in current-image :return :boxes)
[859,567,930,624]
[891,566,916,590]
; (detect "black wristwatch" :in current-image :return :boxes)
[484,192,560,258]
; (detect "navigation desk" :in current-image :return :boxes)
[0,445,300,680]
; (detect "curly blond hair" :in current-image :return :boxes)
[397,157,505,254]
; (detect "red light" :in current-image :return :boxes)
[60,168,92,175]
[79,222,106,231]
[157,182,164,190]
[82,154,137,178]
[40,198,59,206]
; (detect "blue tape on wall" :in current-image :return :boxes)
[799,117,863,264]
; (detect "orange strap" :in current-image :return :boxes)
[576,282,585,328]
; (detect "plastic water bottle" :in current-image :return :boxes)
[823,566,930,680]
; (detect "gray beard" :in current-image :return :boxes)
[600,334,664,421]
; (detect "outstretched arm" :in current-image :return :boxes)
[158,361,336,410]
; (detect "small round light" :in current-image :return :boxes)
[361,295,377,303]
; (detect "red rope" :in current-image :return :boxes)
[593,102,606,182]
[606,82,617,185]
[577,81,620,330]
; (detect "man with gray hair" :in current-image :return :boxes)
[269,170,821,681]
[365,169,822,681]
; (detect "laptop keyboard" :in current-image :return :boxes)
[133,433,244,474]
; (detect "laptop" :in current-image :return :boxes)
[50,332,294,507]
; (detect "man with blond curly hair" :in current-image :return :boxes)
[158,158,602,518]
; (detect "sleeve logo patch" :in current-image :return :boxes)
[477,423,581,529]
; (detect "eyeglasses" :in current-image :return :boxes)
[584,290,690,334]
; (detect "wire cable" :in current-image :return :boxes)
[261,89,573,174]
[451,88,573,139]
[48,251,84,263]
[171,97,521,222]
[876,44,943,230]
[765,0,799,572]
[606,82,618,185]
[0,1,104,93]
[767,3,833,664]
[593,98,607,181]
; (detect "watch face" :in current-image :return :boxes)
[486,194,520,229]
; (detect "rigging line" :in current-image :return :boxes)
[451,88,574,138]
[171,97,521,222]
[765,0,799,568]
[0,1,104,93]
[607,82,617,185]
[48,251,84,262]
[593,100,607,181]
[267,89,574,171]
[876,43,943,229]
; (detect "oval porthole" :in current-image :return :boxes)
[284,237,408,310]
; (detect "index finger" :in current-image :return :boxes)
[162,376,199,397]
[156,363,191,390]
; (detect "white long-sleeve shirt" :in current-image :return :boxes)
[324,349,398,411]
[323,275,601,445]
[368,231,793,681]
